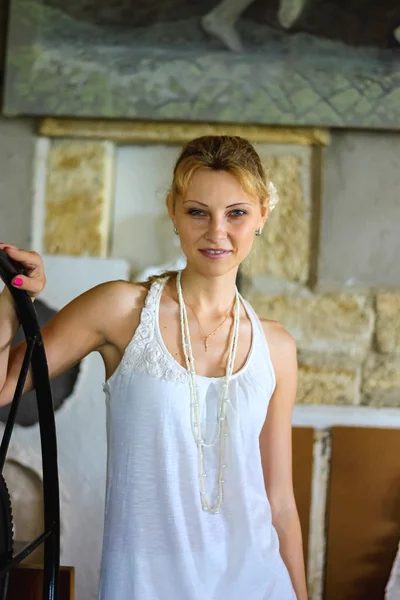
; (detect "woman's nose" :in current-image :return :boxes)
[206,217,227,240]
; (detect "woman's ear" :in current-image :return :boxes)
[261,197,269,225]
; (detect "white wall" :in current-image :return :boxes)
[111,144,184,275]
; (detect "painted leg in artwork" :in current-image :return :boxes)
[201,0,255,52]
[277,0,310,29]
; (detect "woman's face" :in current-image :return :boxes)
[170,169,267,276]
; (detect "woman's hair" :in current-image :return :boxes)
[144,135,269,285]
[167,135,269,210]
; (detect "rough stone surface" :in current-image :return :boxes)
[250,292,374,359]
[362,353,400,407]
[297,353,361,405]
[242,154,310,283]
[375,293,400,354]
[44,140,114,256]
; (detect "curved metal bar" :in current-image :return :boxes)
[0,248,60,600]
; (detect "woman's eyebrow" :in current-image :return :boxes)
[183,200,252,207]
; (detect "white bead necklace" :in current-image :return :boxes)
[176,270,241,514]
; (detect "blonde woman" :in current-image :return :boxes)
[0,136,307,600]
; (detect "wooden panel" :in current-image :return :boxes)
[325,427,400,600]
[7,564,74,600]
[292,426,314,569]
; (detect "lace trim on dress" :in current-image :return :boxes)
[118,278,189,384]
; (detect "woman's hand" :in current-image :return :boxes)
[0,243,46,300]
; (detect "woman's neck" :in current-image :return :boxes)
[176,266,239,317]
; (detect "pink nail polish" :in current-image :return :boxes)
[13,278,23,287]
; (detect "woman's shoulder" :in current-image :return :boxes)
[257,316,297,366]
[80,279,150,341]
[88,280,152,361]
[98,279,150,308]
[78,279,149,314]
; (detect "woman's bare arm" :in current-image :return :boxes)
[0,243,144,407]
[0,280,132,407]
[260,320,308,600]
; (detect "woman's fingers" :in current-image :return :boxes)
[1,245,40,268]
[11,273,45,294]
[0,244,46,298]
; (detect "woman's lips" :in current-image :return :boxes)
[199,249,232,259]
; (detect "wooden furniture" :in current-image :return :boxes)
[7,564,74,600]
[325,427,400,600]
[292,426,314,570]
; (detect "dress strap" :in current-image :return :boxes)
[239,295,277,392]
[107,275,188,384]
[143,278,165,311]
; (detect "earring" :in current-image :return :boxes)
[174,226,179,235]
[255,227,262,236]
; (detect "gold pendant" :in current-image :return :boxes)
[203,337,209,352]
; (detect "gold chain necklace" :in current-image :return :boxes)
[188,297,235,352]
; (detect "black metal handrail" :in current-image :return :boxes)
[0,248,60,600]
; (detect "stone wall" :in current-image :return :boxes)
[241,130,400,411]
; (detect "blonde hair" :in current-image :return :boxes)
[168,135,269,210]
[146,135,269,285]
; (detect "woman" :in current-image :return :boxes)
[0,136,307,600]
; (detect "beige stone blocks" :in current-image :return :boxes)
[297,353,361,405]
[250,292,374,360]
[375,293,400,354]
[242,155,310,283]
[250,288,400,406]
[250,292,379,405]
[362,353,400,407]
[44,140,114,256]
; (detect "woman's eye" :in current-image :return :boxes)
[188,209,206,217]
[230,209,246,217]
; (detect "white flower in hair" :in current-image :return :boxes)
[267,181,279,212]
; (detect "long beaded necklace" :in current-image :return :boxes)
[176,270,241,513]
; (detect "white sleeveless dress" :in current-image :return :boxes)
[99,276,297,600]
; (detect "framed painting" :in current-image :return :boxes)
[3,0,400,128]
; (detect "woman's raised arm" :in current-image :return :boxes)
[0,243,133,407]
